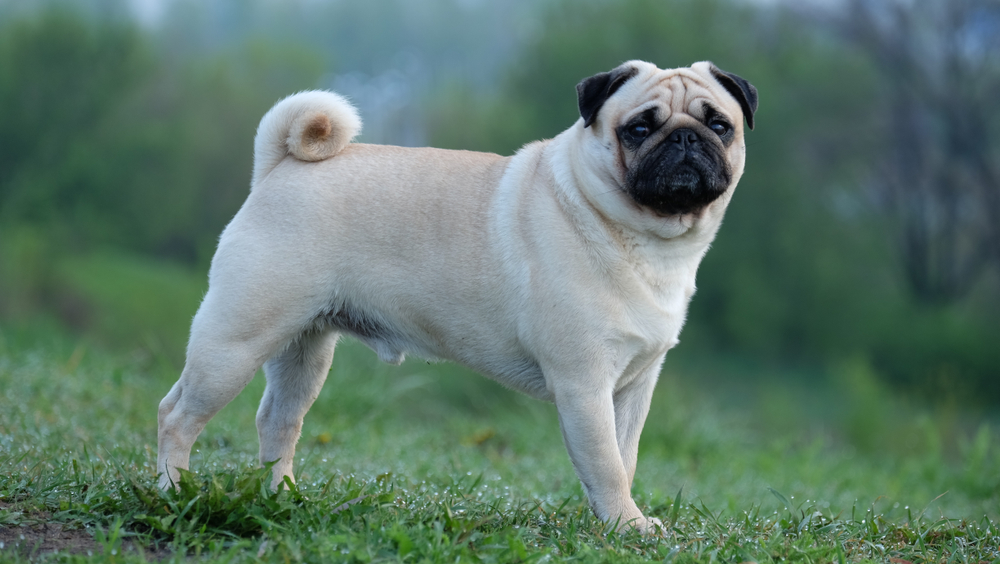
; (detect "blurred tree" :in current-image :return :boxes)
[837,0,1000,303]
[0,8,152,227]
[0,7,324,264]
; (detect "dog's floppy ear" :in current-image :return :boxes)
[577,64,639,128]
[709,64,758,130]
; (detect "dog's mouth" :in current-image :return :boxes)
[667,167,701,191]
[626,131,732,216]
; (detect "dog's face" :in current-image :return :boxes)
[572,60,757,233]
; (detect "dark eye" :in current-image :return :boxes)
[627,123,651,138]
[709,120,731,136]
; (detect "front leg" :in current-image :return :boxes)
[553,379,655,533]
[614,358,663,489]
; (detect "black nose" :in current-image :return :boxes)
[668,128,699,148]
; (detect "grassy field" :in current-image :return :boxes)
[0,253,998,562]
[1,327,998,563]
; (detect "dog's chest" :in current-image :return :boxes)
[618,240,703,351]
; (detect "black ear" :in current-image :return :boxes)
[709,65,758,130]
[576,64,639,128]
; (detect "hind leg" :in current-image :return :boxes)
[156,291,310,489]
[257,328,338,489]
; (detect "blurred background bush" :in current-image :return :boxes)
[1,0,998,413]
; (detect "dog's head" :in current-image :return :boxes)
[570,60,757,235]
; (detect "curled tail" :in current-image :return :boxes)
[252,90,362,188]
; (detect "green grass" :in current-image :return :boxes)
[1,323,998,563]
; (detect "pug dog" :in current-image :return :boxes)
[156,60,757,533]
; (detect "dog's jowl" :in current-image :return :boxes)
[156,60,757,533]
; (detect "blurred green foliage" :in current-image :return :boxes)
[0,6,322,363]
[0,6,324,263]
[0,0,998,407]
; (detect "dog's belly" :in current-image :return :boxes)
[316,298,551,400]
[466,352,550,400]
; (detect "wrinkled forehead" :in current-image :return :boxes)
[614,67,739,123]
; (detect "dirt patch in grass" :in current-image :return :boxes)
[0,519,100,557]
[0,502,170,559]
